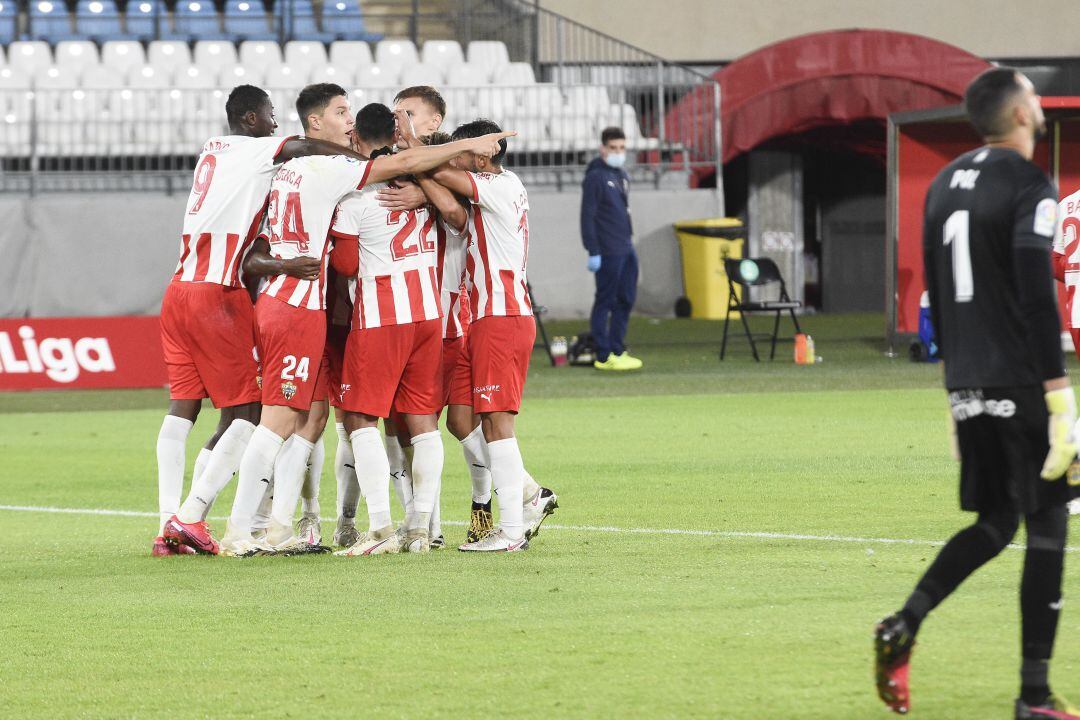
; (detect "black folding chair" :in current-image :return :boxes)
[527,282,555,366]
[720,257,802,361]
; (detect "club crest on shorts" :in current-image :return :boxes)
[281,380,297,400]
[256,374,262,389]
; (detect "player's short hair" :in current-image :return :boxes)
[424,131,452,146]
[393,85,447,118]
[225,85,269,124]
[354,102,395,146]
[296,83,348,131]
[964,68,1025,139]
[451,118,506,164]
[601,126,626,145]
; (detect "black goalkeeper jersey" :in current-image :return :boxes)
[923,146,1065,390]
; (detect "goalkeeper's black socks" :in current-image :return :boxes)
[1019,505,1068,707]
[899,511,1019,635]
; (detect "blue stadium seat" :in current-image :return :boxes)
[321,0,380,42]
[74,0,124,41]
[0,0,17,44]
[29,0,76,43]
[224,0,274,41]
[125,0,167,40]
[171,0,228,41]
[274,0,333,43]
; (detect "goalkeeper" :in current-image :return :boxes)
[874,68,1078,719]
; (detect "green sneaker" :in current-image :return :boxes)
[617,352,643,370]
[593,355,621,371]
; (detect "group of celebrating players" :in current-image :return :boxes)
[151,81,558,557]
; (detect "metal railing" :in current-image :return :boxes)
[0,0,722,202]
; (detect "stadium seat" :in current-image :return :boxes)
[421,39,463,68]
[81,63,126,88]
[174,64,216,88]
[308,64,352,86]
[29,0,75,43]
[55,40,99,69]
[348,86,390,112]
[102,40,145,73]
[147,40,191,75]
[564,85,610,115]
[265,64,308,90]
[466,40,509,80]
[474,87,517,119]
[74,0,123,41]
[720,257,803,361]
[445,62,488,89]
[36,65,79,88]
[607,103,657,149]
[440,88,475,118]
[495,62,535,86]
[0,66,31,89]
[273,0,332,43]
[193,41,239,75]
[224,0,273,41]
[124,0,166,41]
[322,0,375,41]
[519,84,565,117]
[328,40,372,69]
[399,62,442,88]
[355,64,397,88]
[283,41,328,74]
[128,64,169,87]
[222,64,264,87]
[239,40,282,72]
[374,38,417,77]
[171,0,227,41]
[7,42,52,77]
[0,0,17,45]
[504,115,546,151]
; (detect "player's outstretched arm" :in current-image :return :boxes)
[416,175,468,232]
[275,137,370,165]
[243,237,321,280]
[429,166,476,202]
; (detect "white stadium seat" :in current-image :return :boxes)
[193,41,238,75]
[495,61,535,86]
[284,41,328,74]
[7,42,52,77]
[36,65,78,88]
[308,64,353,86]
[101,41,146,74]
[399,62,443,87]
[504,115,547,151]
[375,38,418,76]
[355,64,398,88]
[421,39,463,68]
[519,84,565,118]
[54,41,99,69]
[238,41,282,72]
[81,64,126,89]
[466,40,509,78]
[265,64,308,90]
[441,87,475,117]
[222,65,264,87]
[445,62,488,88]
[0,67,31,89]
[474,87,517,118]
[147,41,192,74]
[563,85,610,115]
[329,40,372,68]
[174,65,216,89]
[128,64,169,88]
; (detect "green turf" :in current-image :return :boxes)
[2,314,1079,719]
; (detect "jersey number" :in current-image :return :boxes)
[943,210,973,303]
[388,210,436,261]
[518,210,529,272]
[188,154,217,215]
[267,190,311,253]
[281,355,309,382]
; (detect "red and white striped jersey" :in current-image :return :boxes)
[438,219,471,339]
[175,135,292,287]
[260,155,372,310]
[464,169,533,319]
[1054,188,1080,328]
[330,181,442,329]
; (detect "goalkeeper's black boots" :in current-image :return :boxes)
[874,614,915,715]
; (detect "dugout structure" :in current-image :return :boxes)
[885,97,1080,355]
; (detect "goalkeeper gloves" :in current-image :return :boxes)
[1041,388,1078,480]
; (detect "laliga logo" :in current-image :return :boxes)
[0,326,115,383]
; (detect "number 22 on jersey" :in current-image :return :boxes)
[388,209,436,261]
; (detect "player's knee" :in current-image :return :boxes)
[1025,504,1068,552]
[974,511,1020,550]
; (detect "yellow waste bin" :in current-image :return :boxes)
[674,218,744,319]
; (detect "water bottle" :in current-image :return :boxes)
[552,336,568,366]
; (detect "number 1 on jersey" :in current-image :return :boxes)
[944,210,973,303]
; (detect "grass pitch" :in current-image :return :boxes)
[2,314,1079,719]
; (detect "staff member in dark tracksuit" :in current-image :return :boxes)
[581,126,643,371]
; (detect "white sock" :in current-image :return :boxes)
[301,437,324,519]
[253,475,274,531]
[430,473,442,537]
[177,419,255,523]
[351,427,392,531]
[270,435,315,528]
[192,447,212,484]
[335,423,359,524]
[156,415,193,535]
[229,425,284,534]
[408,430,443,531]
[487,437,525,540]
[461,424,492,504]
[386,433,413,514]
[523,470,541,503]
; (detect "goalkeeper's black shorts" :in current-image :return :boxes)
[950,385,1073,515]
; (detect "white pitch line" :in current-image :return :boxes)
[2,503,1078,553]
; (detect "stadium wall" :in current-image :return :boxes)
[538,0,1079,62]
[0,189,718,320]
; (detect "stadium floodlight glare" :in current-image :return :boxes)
[89,1,103,12]
[38,2,53,12]
[138,2,150,12]
[239,1,249,9]
[189,2,200,11]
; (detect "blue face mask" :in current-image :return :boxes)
[604,152,626,169]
